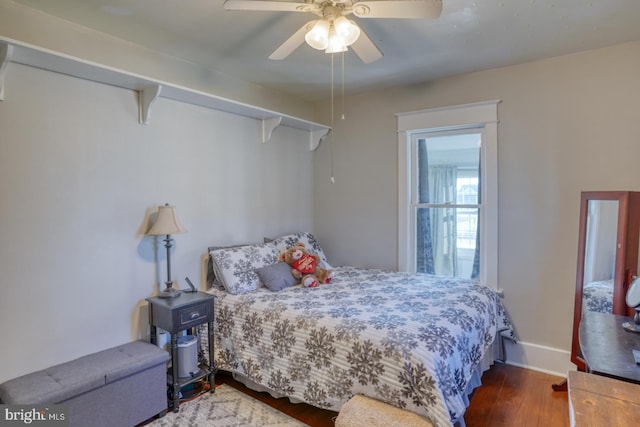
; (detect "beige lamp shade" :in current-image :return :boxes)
[147,204,187,236]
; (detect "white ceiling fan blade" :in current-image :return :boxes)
[269,22,313,60]
[350,29,383,63]
[352,0,442,19]
[224,0,317,13]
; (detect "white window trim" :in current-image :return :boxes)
[396,100,500,290]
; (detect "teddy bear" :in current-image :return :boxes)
[280,242,332,288]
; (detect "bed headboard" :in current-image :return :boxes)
[206,246,216,288]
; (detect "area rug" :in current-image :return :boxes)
[147,384,308,426]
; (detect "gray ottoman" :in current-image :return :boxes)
[0,340,169,427]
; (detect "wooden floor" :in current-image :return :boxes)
[218,363,570,427]
[463,363,569,427]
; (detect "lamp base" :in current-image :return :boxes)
[158,283,181,299]
[622,321,640,333]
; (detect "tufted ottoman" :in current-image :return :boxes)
[0,340,169,427]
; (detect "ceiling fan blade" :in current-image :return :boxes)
[352,0,442,19]
[350,30,383,64]
[224,0,316,13]
[269,22,313,60]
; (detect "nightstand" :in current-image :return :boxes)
[146,292,215,412]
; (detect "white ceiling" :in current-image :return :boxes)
[12,0,640,101]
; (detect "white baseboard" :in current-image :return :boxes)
[502,339,576,377]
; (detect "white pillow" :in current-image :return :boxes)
[209,243,279,294]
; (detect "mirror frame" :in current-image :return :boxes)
[570,191,640,371]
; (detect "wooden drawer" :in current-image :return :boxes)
[146,292,215,333]
[177,302,210,329]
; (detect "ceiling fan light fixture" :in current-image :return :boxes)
[305,20,330,50]
[325,23,348,54]
[333,16,360,46]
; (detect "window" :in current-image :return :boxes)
[397,101,499,289]
[413,130,481,279]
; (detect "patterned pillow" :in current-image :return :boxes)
[206,244,249,289]
[209,243,279,294]
[267,232,332,268]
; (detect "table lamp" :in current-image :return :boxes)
[147,203,186,298]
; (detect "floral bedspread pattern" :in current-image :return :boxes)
[206,267,513,427]
[583,279,613,313]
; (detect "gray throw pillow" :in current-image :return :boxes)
[255,262,296,292]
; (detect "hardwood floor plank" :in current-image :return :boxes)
[463,362,508,427]
[541,375,572,427]
[464,364,569,427]
[508,368,546,426]
[480,364,530,426]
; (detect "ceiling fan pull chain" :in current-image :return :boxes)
[341,51,345,121]
[330,52,335,184]
[331,52,334,127]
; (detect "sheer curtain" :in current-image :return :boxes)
[416,152,460,276]
[429,165,458,277]
[471,162,481,279]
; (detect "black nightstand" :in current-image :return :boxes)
[146,292,215,412]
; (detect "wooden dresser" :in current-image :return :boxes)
[579,310,640,383]
[568,371,640,426]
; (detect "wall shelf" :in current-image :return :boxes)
[0,39,330,150]
[0,43,12,101]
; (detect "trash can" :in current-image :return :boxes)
[177,335,198,378]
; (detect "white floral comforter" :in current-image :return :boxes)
[204,267,513,427]
[583,279,613,313]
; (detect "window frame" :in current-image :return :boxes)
[396,100,500,290]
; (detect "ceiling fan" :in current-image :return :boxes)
[223,0,443,63]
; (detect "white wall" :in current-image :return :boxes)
[0,0,317,123]
[0,62,314,383]
[314,40,640,375]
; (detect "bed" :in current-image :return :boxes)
[582,279,613,313]
[202,232,514,427]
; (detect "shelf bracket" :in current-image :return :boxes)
[262,116,282,143]
[310,128,330,151]
[138,84,162,124]
[0,43,13,101]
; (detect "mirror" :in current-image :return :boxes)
[581,199,618,314]
[570,191,640,371]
